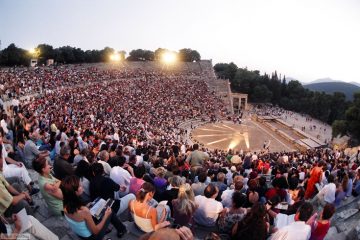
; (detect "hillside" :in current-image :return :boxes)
[303,82,360,100]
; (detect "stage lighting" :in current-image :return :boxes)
[162,51,177,64]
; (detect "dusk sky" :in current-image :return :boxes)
[1,0,359,83]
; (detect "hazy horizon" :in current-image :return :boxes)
[1,0,359,83]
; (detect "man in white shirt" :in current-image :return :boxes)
[193,184,223,227]
[315,175,336,205]
[270,202,313,240]
[110,156,133,197]
[221,178,244,208]
[98,150,112,175]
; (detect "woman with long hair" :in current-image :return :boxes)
[129,182,170,233]
[218,191,247,235]
[60,175,113,240]
[231,203,269,240]
[32,157,63,216]
[171,183,198,227]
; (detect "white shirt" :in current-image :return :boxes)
[12,99,19,106]
[1,143,9,169]
[318,182,336,203]
[271,221,311,240]
[0,120,9,134]
[180,144,186,155]
[98,160,112,175]
[221,189,234,208]
[110,166,131,190]
[299,172,305,181]
[194,195,223,227]
[231,155,242,164]
[135,155,143,167]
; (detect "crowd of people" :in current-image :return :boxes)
[0,64,359,240]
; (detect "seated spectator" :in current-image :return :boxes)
[191,170,208,196]
[346,172,353,198]
[98,150,112,175]
[0,157,36,217]
[61,175,119,239]
[245,179,259,207]
[163,176,182,212]
[218,191,247,235]
[193,184,223,227]
[270,202,314,240]
[23,129,50,168]
[153,167,167,201]
[266,177,288,202]
[73,148,89,165]
[334,183,346,207]
[213,172,227,201]
[171,183,197,227]
[0,211,58,240]
[129,182,170,233]
[139,226,194,240]
[268,187,306,221]
[32,157,63,216]
[89,163,131,217]
[1,129,39,195]
[53,145,75,180]
[313,175,336,206]
[129,164,146,195]
[110,156,133,197]
[75,160,92,203]
[221,177,244,208]
[232,203,269,240]
[309,203,335,240]
[352,169,360,196]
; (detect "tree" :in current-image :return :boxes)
[37,44,55,63]
[332,120,348,138]
[154,48,167,61]
[127,49,154,61]
[100,47,115,62]
[213,62,238,80]
[178,48,201,62]
[252,85,273,102]
[0,43,29,66]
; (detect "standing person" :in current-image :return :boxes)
[186,144,207,181]
[305,162,323,200]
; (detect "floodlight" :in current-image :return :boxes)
[110,52,121,62]
[162,51,177,64]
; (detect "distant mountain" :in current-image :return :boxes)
[303,81,360,100]
[350,81,360,87]
[308,78,342,84]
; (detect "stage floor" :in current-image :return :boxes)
[191,119,295,152]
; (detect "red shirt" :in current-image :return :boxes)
[310,221,330,240]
